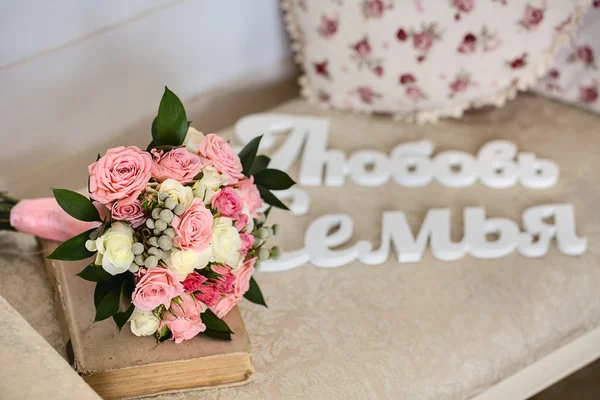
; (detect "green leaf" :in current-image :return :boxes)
[248,155,271,176]
[257,185,289,211]
[253,169,295,190]
[94,283,121,322]
[151,116,158,142]
[156,325,171,342]
[202,309,232,333]
[243,277,268,307]
[47,229,96,261]
[76,264,102,282]
[202,328,232,341]
[155,86,188,146]
[113,303,135,331]
[52,188,101,222]
[96,153,101,161]
[94,281,112,309]
[238,135,263,176]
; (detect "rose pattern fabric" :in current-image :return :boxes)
[534,4,600,113]
[283,0,588,122]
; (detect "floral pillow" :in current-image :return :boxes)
[534,2,600,113]
[283,0,589,122]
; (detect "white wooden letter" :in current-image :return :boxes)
[464,207,520,259]
[305,214,369,268]
[433,151,478,188]
[477,140,519,189]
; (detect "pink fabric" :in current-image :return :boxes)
[10,198,97,242]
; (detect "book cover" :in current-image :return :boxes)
[41,239,254,400]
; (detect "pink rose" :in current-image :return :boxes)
[235,214,249,231]
[352,38,371,58]
[88,146,152,205]
[197,134,244,184]
[212,265,236,294]
[239,232,254,255]
[580,85,598,103]
[161,295,205,344]
[183,272,208,294]
[576,45,594,64]
[151,148,203,184]
[210,258,257,318]
[523,5,544,27]
[111,199,146,228]
[364,0,385,18]
[450,78,469,93]
[235,177,263,218]
[195,285,221,307]
[132,268,184,311]
[210,294,238,319]
[234,257,256,298]
[170,294,203,320]
[211,187,243,218]
[172,198,213,251]
[453,0,474,13]
[413,32,434,52]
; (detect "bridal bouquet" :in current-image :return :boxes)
[41,88,294,343]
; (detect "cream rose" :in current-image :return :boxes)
[183,126,205,154]
[95,222,135,275]
[129,308,160,336]
[167,248,212,281]
[158,178,194,208]
[210,217,241,267]
[192,166,226,204]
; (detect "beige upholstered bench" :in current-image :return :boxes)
[1,94,599,399]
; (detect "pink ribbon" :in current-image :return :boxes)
[10,198,98,242]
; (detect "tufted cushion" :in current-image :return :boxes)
[283,0,589,122]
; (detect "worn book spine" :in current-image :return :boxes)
[40,239,254,400]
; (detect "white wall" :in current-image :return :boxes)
[0,0,298,198]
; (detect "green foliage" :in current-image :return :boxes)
[154,87,188,146]
[47,229,96,261]
[238,135,263,176]
[156,324,171,342]
[93,283,121,322]
[88,269,135,326]
[253,169,295,190]
[243,277,268,307]
[52,188,101,222]
[201,309,232,340]
[248,155,270,176]
[257,185,289,211]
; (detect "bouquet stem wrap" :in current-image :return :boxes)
[9,198,97,242]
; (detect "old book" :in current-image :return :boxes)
[40,240,254,400]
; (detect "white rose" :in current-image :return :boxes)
[158,178,194,208]
[211,217,242,267]
[129,308,160,337]
[192,166,226,204]
[167,247,212,281]
[95,222,134,275]
[183,126,204,154]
